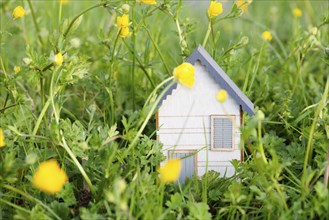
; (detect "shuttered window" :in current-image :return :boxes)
[211,116,234,150]
[170,151,196,183]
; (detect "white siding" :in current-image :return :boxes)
[158,62,242,178]
[158,115,210,129]
[197,149,241,162]
[159,63,241,117]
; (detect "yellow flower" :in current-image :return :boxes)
[14,66,21,73]
[32,159,68,194]
[158,159,182,183]
[117,14,131,38]
[292,8,302,17]
[208,1,223,17]
[0,128,5,148]
[54,53,64,65]
[173,62,195,88]
[216,89,227,102]
[13,6,25,19]
[117,14,129,29]
[119,27,131,38]
[236,0,251,12]
[261,31,272,42]
[140,0,157,5]
[58,0,68,4]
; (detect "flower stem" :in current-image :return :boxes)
[122,39,155,88]
[175,18,185,56]
[63,3,105,38]
[40,73,44,107]
[324,142,329,188]
[3,184,61,220]
[60,131,96,194]
[32,86,62,135]
[257,120,267,164]
[50,69,60,123]
[107,32,121,125]
[247,44,264,94]
[144,26,171,76]
[122,78,174,159]
[202,20,212,48]
[27,0,44,46]
[301,79,329,200]
[272,178,288,210]
[132,5,136,111]
[0,198,30,214]
[158,183,165,215]
[59,1,63,25]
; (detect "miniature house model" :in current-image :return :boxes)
[157,45,254,182]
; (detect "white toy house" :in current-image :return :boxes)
[157,45,254,182]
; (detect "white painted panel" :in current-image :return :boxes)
[158,115,210,129]
[197,166,235,177]
[197,150,241,162]
[158,115,241,130]
[159,133,210,146]
[198,161,232,167]
[158,128,211,134]
[158,63,241,117]
[162,145,208,151]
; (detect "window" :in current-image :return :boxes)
[211,116,234,150]
[169,151,197,183]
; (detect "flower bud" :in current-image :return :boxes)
[257,110,265,121]
[23,58,32,65]
[70,38,81,48]
[121,4,130,13]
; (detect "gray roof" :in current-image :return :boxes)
[158,45,254,116]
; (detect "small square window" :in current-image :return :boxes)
[211,116,234,150]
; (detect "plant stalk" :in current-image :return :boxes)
[122,39,155,88]
[122,79,174,159]
[323,142,329,187]
[3,184,61,220]
[27,0,44,46]
[258,120,267,164]
[0,198,31,214]
[32,86,62,135]
[202,20,212,48]
[63,3,105,37]
[144,26,171,76]
[301,79,329,200]
[60,131,96,194]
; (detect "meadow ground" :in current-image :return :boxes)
[0,0,329,219]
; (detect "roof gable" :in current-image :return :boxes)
[159,45,254,116]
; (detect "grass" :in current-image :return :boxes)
[1,0,329,219]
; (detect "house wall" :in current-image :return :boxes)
[158,62,242,178]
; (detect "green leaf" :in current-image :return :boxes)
[80,207,106,220]
[56,183,77,206]
[50,201,70,220]
[166,193,184,210]
[187,202,211,220]
[30,205,52,220]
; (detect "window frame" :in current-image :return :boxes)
[210,115,235,151]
